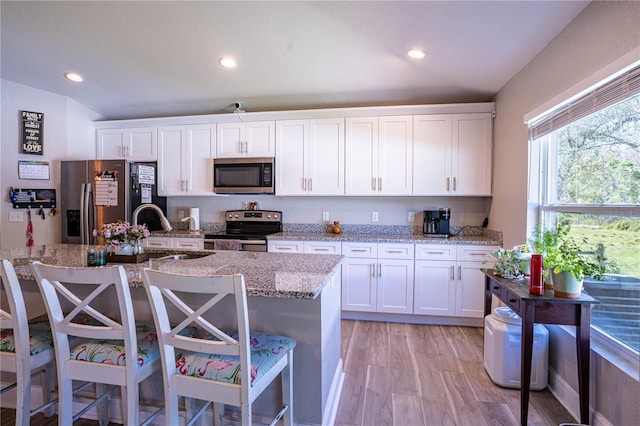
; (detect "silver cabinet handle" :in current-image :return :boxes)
[378,177,382,191]
[371,177,377,191]
[351,249,368,253]
[453,177,457,191]
[371,263,376,278]
[458,265,462,280]
[450,265,454,281]
[427,251,445,255]
[446,177,450,191]
[378,263,382,277]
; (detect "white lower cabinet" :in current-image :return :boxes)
[267,240,341,254]
[414,244,497,318]
[144,237,204,251]
[342,242,414,313]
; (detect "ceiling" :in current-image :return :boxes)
[1,1,590,121]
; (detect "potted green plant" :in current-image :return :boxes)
[512,244,532,275]
[528,225,561,288]
[537,225,606,298]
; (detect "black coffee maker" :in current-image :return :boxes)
[423,208,451,237]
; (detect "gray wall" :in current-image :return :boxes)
[492,1,640,424]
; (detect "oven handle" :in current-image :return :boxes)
[204,239,267,245]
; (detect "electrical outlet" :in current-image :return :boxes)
[178,210,185,219]
[371,211,379,222]
[408,212,415,223]
[9,211,24,222]
[322,211,330,221]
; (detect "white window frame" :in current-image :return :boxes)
[526,56,640,379]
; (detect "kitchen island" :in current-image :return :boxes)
[2,244,345,425]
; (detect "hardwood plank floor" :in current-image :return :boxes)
[335,320,575,426]
[1,320,575,426]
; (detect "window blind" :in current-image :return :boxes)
[528,64,640,140]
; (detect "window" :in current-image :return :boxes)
[528,64,640,361]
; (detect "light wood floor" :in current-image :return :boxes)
[335,320,574,426]
[1,320,575,425]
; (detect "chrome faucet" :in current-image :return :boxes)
[132,203,172,232]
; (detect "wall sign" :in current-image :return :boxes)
[21,110,44,154]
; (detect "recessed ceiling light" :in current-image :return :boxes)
[407,49,427,59]
[64,72,84,82]
[219,57,237,69]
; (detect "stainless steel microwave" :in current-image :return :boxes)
[213,157,275,194]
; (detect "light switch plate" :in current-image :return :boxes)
[371,211,379,222]
[408,212,415,223]
[9,211,24,222]
[322,211,329,221]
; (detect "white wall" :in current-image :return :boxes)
[0,80,98,249]
[492,2,640,424]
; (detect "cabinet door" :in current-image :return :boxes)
[452,113,492,195]
[345,117,378,195]
[157,126,186,196]
[377,259,414,314]
[96,129,127,159]
[378,116,413,195]
[185,124,215,195]
[414,260,456,316]
[128,127,158,161]
[413,114,452,195]
[341,257,377,312]
[267,240,304,253]
[217,122,275,157]
[245,121,275,157]
[216,123,244,157]
[456,261,487,318]
[275,120,308,195]
[308,118,345,195]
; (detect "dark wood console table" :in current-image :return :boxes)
[483,270,599,426]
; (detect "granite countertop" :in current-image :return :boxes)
[2,244,343,300]
[268,231,501,246]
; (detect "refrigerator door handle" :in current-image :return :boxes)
[80,183,86,244]
[81,183,93,244]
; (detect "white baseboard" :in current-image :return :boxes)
[547,367,612,426]
[322,358,345,426]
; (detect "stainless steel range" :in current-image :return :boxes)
[204,210,282,252]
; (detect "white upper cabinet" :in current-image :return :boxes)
[453,113,493,195]
[157,124,215,196]
[414,113,492,196]
[96,127,157,161]
[276,118,344,195]
[216,121,275,157]
[345,115,413,195]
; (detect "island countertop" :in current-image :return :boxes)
[2,244,343,299]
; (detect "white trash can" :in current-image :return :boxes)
[483,306,549,390]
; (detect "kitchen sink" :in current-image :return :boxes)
[151,252,212,261]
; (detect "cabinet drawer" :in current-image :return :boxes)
[268,241,304,253]
[378,243,414,259]
[173,238,204,251]
[342,242,377,258]
[457,246,498,262]
[304,241,342,254]
[504,290,521,313]
[414,244,456,260]
[144,237,172,249]
[489,280,504,300]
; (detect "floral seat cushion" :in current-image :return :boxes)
[69,321,195,366]
[0,314,53,356]
[70,322,160,366]
[175,332,296,386]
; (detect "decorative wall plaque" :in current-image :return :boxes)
[21,110,44,154]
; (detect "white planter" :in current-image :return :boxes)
[551,270,583,298]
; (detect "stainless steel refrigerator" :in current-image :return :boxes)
[61,160,166,244]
